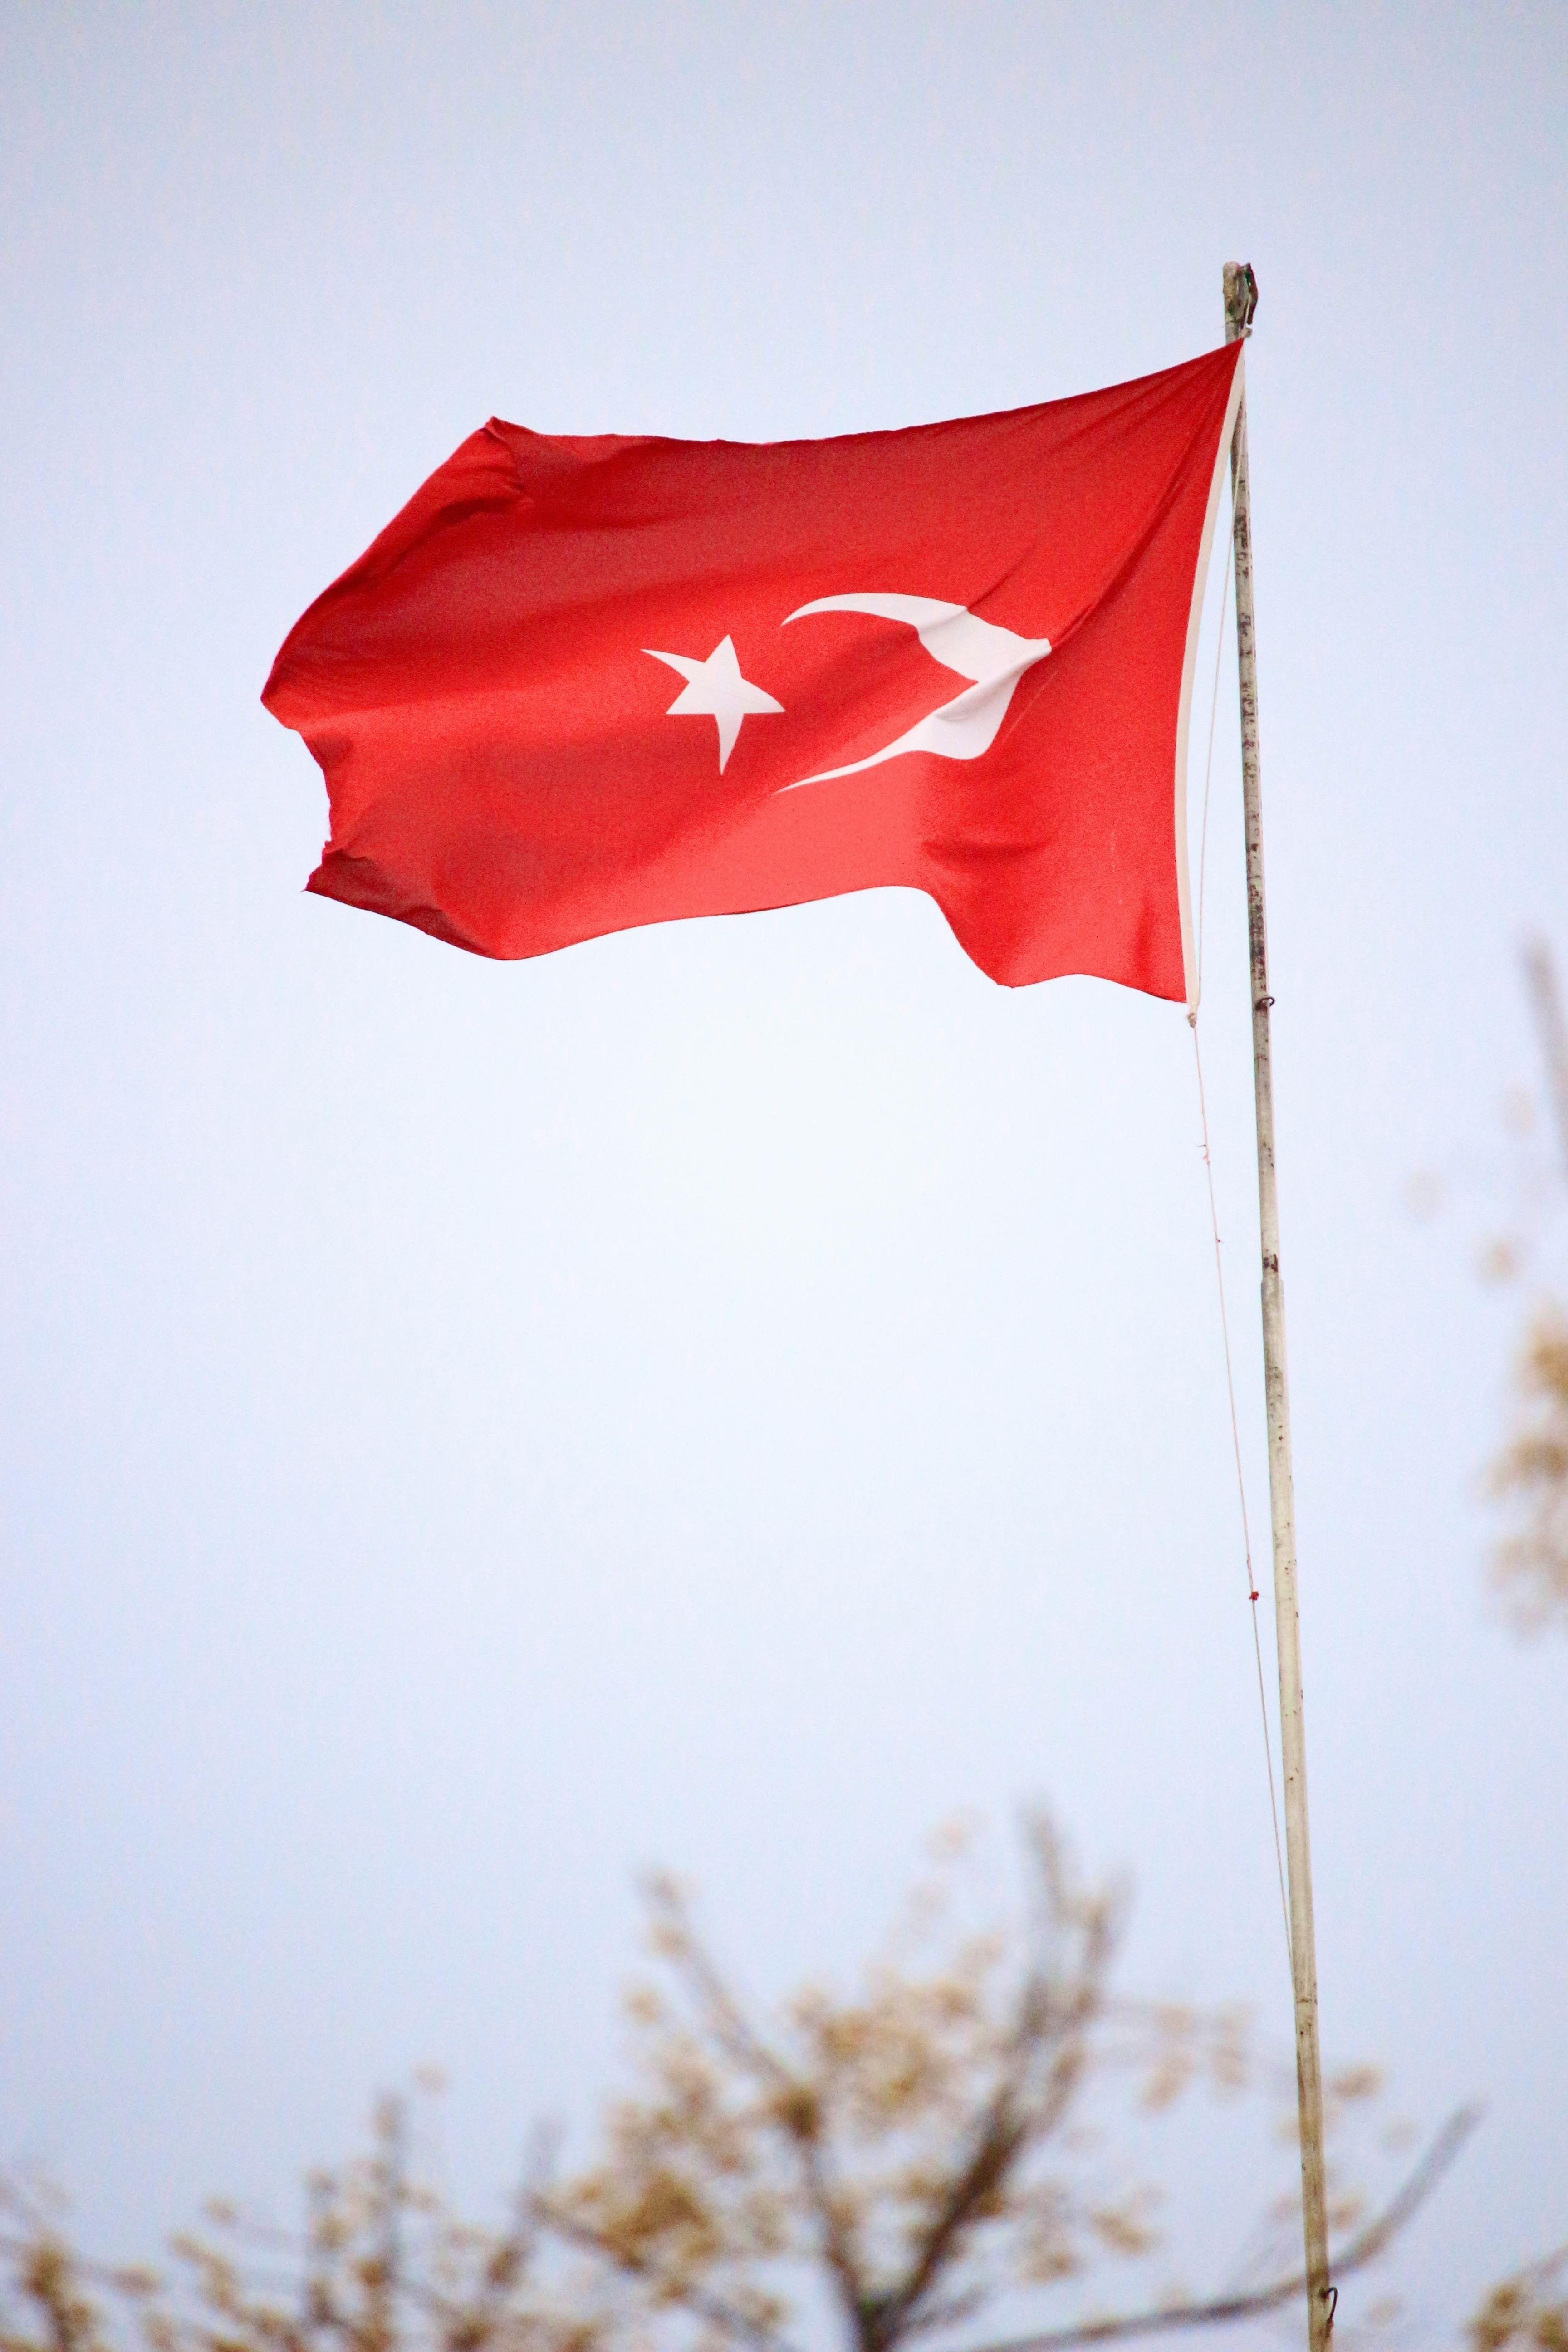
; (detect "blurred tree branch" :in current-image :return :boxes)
[1469,2244,1568,2352]
[1490,1306,1568,1631]
[540,1813,1444,2352]
[958,2103,1480,2347]
[2,1815,1465,2352]
[1487,941,1568,1633]
[1,2103,590,2352]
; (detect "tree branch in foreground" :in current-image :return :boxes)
[536,2199,805,2352]
[954,2105,1482,2351]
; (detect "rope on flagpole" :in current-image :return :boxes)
[1189,519,1293,1975]
[1191,1020,1293,1971]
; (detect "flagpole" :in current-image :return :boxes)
[1222,261,1333,2351]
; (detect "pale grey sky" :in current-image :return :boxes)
[2,5,1566,2343]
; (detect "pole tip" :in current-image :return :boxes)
[1223,262,1259,341]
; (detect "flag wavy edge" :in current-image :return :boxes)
[1175,349,1245,1011]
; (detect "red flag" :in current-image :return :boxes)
[263,343,1243,1000]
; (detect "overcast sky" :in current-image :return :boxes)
[3,5,1566,2344]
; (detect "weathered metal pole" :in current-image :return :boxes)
[1223,261,1333,2351]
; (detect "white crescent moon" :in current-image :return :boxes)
[777,594,1052,792]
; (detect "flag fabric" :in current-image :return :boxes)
[263,343,1243,1001]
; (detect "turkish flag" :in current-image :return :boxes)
[263,343,1242,1000]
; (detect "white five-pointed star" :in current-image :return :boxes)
[643,636,784,773]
